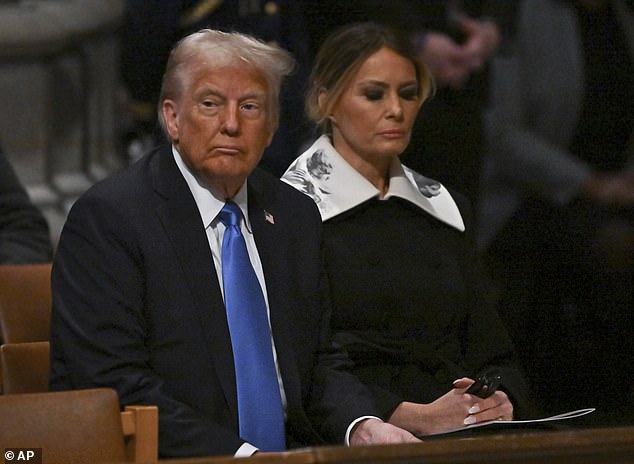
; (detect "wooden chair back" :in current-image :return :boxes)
[0,263,52,343]
[0,387,158,463]
[0,341,49,393]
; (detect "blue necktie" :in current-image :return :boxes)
[219,201,286,451]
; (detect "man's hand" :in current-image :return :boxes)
[418,32,474,88]
[458,15,501,69]
[417,16,500,89]
[349,418,422,446]
[583,171,634,208]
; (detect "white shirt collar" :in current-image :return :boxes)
[172,145,251,229]
[282,135,464,231]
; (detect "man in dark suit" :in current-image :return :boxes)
[50,29,418,458]
[0,144,52,263]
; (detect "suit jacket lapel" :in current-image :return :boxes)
[151,147,238,418]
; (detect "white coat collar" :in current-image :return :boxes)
[282,135,465,231]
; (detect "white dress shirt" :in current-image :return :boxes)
[172,147,285,457]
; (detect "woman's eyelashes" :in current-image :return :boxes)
[364,88,384,101]
[361,86,418,102]
[399,86,419,100]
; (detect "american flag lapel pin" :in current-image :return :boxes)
[264,210,275,224]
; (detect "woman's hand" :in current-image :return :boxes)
[455,378,514,426]
[388,377,514,436]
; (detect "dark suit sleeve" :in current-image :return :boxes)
[0,150,52,263]
[50,188,245,457]
[305,253,385,443]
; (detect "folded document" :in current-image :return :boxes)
[423,408,596,438]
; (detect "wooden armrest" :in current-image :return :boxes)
[121,405,159,463]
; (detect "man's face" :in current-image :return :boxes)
[162,61,274,198]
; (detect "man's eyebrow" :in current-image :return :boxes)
[193,86,226,100]
[194,87,267,101]
[194,86,224,99]
[240,90,267,101]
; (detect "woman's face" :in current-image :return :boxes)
[328,47,422,169]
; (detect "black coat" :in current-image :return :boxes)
[321,193,532,419]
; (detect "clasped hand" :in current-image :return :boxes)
[388,377,514,436]
[418,15,500,89]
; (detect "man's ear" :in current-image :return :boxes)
[161,99,179,143]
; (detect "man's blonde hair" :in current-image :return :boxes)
[158,29,296,137]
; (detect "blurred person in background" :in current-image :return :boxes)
[0,142,53,263]
[479,0,634,425]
